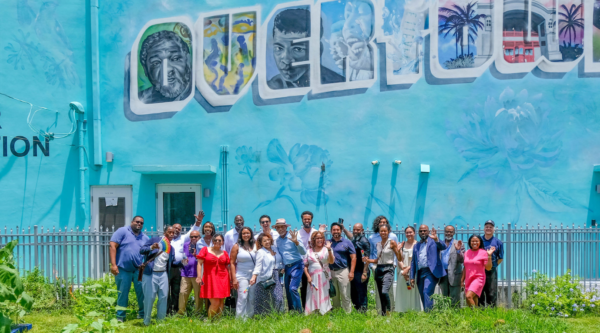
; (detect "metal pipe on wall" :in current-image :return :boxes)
[221,146,229,231]
[75,104,88,224]
[90,0,102,166]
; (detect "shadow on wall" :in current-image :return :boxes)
[363,164,379,226]
[413,172,429,226]
[585,169,600,227]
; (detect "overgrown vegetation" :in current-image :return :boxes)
[522,270,600,318]
[19,266,600,332]
[0,240,33,332]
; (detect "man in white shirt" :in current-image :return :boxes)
[224,215,245,254]
[255,215,279,249]
[166,211,203,315]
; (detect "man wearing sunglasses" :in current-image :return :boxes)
[177,230,202,314]
[110,216,149,322]
[255,215,279,249]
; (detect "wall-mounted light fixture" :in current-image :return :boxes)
[372,160,380,166]
[106,152,113,163]
[421,164,430,173]
[204,188,211,198]
[394,160,402,165]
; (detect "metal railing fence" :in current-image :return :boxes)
[2,223,599,308]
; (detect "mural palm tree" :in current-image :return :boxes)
[439,15,463,58]
[559,4,584,47]
[439,2,486,57]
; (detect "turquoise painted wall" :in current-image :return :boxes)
[1,0,599,232]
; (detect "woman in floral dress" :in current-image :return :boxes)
[303,231,334,315]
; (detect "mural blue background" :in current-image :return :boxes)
[1,0,599,232]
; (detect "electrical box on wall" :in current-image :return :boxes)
[597,185,600,193]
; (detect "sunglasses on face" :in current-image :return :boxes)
[260,220,270,224]
[133,220,144,224]
[190,236,200,239]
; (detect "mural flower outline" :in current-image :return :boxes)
[235,145,259,180]
[447,87,586,223]
[254,139,332,221]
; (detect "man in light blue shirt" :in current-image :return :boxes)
[274,218,306,312]
[109,216,149,322]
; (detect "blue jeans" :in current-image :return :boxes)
[115,269,144,320]
[142,271,169,326]
[284,260,304,313]
[417,268,440,312]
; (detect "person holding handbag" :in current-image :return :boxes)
[251,232,285,316]
[230,227,256,319]
[363,224,399,316]
[303,231,334,315]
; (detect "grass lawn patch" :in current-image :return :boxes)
[25,308,598,333]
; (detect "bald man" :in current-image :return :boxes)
[224,215,245,254]
[409,225,447,311]
[347,223,371,312]
[167,212,203,315]
[178,230,202,314]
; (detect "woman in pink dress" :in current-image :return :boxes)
[461,234,495,307]
[303,231,334,315]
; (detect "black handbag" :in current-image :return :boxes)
[259,276,276,289]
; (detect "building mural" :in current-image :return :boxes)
[1,0,600,232]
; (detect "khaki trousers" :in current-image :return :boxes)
[331,268,352,314]
[177,277,201,315]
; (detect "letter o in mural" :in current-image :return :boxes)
[195,6,261,107]
[129,17,196,115]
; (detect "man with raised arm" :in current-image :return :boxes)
[274,218,307,313]
[410,225,447,312]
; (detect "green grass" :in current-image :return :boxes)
[24,308,599,333]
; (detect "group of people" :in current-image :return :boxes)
[109,211,504,325]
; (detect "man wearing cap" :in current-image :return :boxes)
[481,220,504,307]
[274,218,307,313]
[328,222,356,313]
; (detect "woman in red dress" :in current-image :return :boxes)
[196,233,231,318]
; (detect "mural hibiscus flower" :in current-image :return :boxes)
[447,87,586,223]
[254,139,332,221]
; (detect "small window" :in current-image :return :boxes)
[519,48,523,54]
[541,41,546,46]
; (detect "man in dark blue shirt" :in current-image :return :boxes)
[109,216,149,321]
[329,222,356,314]
[343,222,371,312]
[481,220,504,307]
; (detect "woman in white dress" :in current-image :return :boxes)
[395,226,422,312]
[303,231,334,315]
[230,227,256,318]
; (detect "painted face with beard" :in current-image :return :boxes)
[140,32,192,104]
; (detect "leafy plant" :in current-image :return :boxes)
[522,270,600,317]
[23,267,73,311]
[444,54,475,69]
[0,240,33,332]
[62,283,126,333]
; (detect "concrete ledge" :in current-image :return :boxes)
[132,165,216,174]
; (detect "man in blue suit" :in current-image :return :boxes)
[140,226,179,326]
[410,225,447,311]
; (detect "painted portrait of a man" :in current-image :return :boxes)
[139,30,192,104]
[267,8,345,89]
